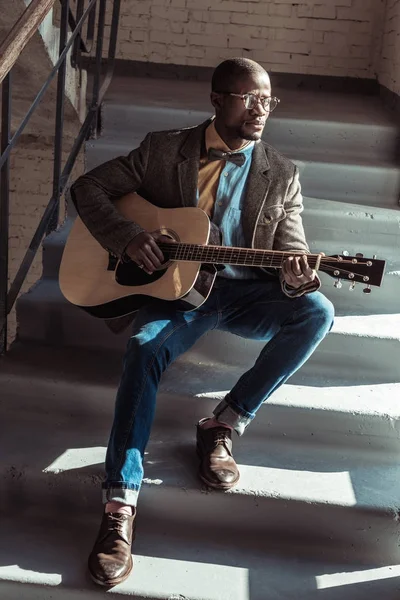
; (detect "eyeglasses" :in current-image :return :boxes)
[217,92,280,113]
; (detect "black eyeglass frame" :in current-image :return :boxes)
[215,92,280,112]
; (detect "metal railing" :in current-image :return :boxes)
[0,0,121,355]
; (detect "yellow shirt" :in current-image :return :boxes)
[197,121,251,218]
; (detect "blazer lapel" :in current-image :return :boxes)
[242,142,271,247]
[178,118,211,207]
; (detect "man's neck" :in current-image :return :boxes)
[214,121,248,151]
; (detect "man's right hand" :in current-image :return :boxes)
[125,231,171,274]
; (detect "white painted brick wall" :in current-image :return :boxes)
[107,0,387,78]
[379,0,400,95]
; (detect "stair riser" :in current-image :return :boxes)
[4,371,400,454]
[40,229,399,316]
[41,258,400,317]
[16,284,400,385]
[101,104,400,164]
[42,204,400,280]
[190,330,400,385]
[85,141,400,207]
[295,160,400,207]
[1,467,399,565]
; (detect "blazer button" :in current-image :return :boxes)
[263,215,272,224]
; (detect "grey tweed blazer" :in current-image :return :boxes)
[71,117,319,295]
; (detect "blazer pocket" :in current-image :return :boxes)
[260,205,286,225]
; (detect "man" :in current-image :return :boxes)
[71,57,334,586]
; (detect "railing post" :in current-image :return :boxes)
[90,0,107,138]
[0,0,120,334]
[0,73,12,355]
[47,0,69,234]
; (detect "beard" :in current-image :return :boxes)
[238,124,264,141]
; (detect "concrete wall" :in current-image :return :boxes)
[108,0,386,79]
[379,0,400,95]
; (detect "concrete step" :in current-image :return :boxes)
[100,76,400,164]
[303,198,400,269]
[85,136,400,208]
[2,344,400,454]
[41,198,400,315]
[191,314,400,385]
[15,276,400,384]
[2,349,400,564]
[60,194,398,265]
[3,514,400,600]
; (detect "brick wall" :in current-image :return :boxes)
[109,0,386,78]
[7,138,84,347]
[379,0,400,95]
[1,1,86,348]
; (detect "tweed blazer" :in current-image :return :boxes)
[71,117,319,295]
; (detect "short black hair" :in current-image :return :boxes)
[211,58,266,92]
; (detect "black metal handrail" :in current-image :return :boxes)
[0,0,121,354]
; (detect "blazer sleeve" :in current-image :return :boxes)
[70,133,152,257]
[274,166,321,297]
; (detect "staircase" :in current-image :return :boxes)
[1,76,400,599]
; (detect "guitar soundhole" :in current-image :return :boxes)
[115,261,168,286]
[115,230,178,287]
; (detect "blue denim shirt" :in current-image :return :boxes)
[209,141,260,280]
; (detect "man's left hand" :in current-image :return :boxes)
[282,255,318,289]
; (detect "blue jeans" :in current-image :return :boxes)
[103,278,334,506]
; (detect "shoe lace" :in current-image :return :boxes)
[107,513,127,536]
[213,430,230,448]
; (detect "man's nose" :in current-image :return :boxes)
[252,98,267,116]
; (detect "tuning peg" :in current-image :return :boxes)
[349,282,356,291]
[334,279,342,289]
[356,253,364,258]
[342,251,349,256]
[373,255,377,259]
[363,285,372,294]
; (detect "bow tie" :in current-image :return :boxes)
[208,147,246,167]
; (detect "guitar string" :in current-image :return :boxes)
[156,244,378,281]
[157,243,374,265]
[158,246,374,271]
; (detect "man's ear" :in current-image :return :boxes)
[210,92,223,111]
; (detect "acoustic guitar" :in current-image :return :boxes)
[59,193,386,319]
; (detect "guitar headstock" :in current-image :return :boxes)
[319,253,386,292]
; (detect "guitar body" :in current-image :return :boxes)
[60,193,386,319]
[59,193,214,318]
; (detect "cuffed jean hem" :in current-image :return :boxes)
[213,396,253,436]
[102,486,140,507]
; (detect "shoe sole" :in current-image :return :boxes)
[88,555,133,587]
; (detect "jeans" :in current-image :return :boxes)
[103,278,334,506]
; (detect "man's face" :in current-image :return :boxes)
[212,71,272,144]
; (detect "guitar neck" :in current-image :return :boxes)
[158,242,320,269]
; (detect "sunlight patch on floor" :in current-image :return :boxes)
[43,447,106,473]
[316,565,400,589]
[119,555,249,599]
[0,564,61,585]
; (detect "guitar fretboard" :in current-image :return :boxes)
[158,242,320,269]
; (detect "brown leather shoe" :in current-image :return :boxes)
[196,419,240,490]
[88,511,135,587]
